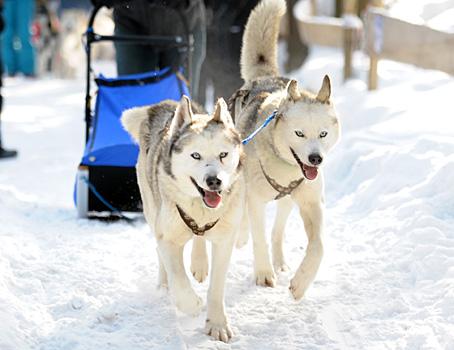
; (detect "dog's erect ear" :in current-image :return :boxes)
[316,75,331,103]
[170,95,193,135]
[286,80,300,102]
[212,98,234,128]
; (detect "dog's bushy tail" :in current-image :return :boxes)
[121,107,149,143]
[240,0,286,82]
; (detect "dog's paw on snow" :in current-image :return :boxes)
[273,256,290,274]
[289,273,311,300]
[174,289,203,316]
[255,270,276,287]
[191,258,209,283]
[157,274,168,290]
[205,319,233,343]
[157,281,168,291]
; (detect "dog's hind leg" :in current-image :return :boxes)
[289,201,324,300]
[272,197,293,273]
[157,248,168,289]
[249,198,276,287]
[157,239,203,315]
[191,236,209,283]
[205,237,235,342]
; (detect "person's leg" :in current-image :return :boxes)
[0,34,17,159]
[16,0,36,76]
[2,0,17,76]
[212,61,242,103]
[284,0,308,73]
[189,2,206,101]
[0,94,4,148]
[0,94,18,158]
[114,20,158,76]
[207,29,242,104]
[158,47,181,72]
[197,60,208,106]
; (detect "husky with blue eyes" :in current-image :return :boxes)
[228,0,341,300]
[121,96,245,342]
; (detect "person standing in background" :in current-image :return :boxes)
[92,0,206,101]
[0,0,17,159]
[1,0,36,76]
[198,0,258,106]
[199,0,308,106]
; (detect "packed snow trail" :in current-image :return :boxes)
[1,48,454,349]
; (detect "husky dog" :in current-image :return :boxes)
[230,0,341,300]
[121,96,244,342]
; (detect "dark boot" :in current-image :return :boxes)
[0,146,17,159]
[0,116,17,159]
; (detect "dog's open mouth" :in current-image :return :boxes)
[290,148,318,181]
[190,177,222,208]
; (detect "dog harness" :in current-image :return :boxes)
[259,161,304,200]
[232,81,304,200]
[176,205,219,236]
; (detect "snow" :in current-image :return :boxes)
[1,47,454,349]
[389,0,454,32]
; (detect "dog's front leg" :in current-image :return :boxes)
[157,239,203,315]
[191,236,209,283]
[289,201,324,300]
[235,205,250,248]
[249,198,276,287]
[272,197,293,273]
[157,248,168,288]
[205,238,234,342]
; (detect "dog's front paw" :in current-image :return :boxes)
[158,273,168,290]
[273,256,289,273]
[255,270,276,287]
[174,288,203,315]
[157,281,168,290]
[205,319,233,343]
[191,258,209,283]
[289,272,311,300]
[235,230,249,248]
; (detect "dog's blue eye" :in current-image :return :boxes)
[220,152,228,159]
[295,130,305,138]
[319,131,328,138]
[191,152,201,160]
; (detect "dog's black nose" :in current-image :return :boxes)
[206,176,222,190]
[308,153,323,166]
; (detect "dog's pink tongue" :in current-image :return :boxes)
[204,191,222,208]
[303,164,318,180]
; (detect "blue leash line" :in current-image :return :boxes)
[80,175,131,220]
[241,110,277,145]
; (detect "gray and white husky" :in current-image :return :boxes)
[121,96,245,342]
[230,0,341,299]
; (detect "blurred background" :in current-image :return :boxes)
[2,0,453,89]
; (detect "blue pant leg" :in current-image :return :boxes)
[16,0,36,76]
[1,0,18,75]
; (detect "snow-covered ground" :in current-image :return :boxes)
[1,45,454,349]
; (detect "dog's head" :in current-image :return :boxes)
[272,76,340,181]
[167,96,244,209]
